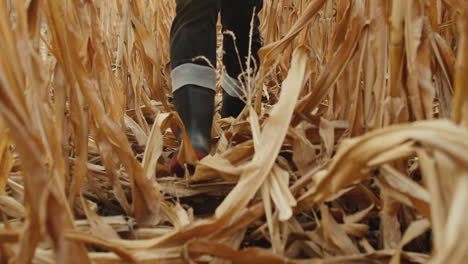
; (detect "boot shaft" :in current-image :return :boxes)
[173,85,215,153]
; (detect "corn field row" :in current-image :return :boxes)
[0,0,467,263]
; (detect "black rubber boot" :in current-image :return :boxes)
[221,90,246,118]
[173,84,215,154]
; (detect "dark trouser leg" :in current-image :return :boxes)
[220,0,263,118]
[170,0,218,154]
[170,0,219,90]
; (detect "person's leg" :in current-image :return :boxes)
[170,0,219,85]
[220,0,263,118]
[169,0,218,168]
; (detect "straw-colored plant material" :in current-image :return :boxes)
[0,0,467,263]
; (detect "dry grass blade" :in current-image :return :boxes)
[452,1,468,125]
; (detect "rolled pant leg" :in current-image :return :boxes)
[220,0,263,98]
[170,0,219,92]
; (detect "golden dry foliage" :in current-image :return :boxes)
[0,0,467,263]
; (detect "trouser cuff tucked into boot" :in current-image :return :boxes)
[172,63,217,92]
[221,69,244,98]
[221,70,248,118]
